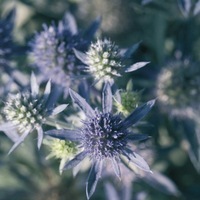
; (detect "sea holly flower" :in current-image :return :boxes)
[46,82,155,199]
[2,73,67,154]
[114,80,141,116]
[74,39,149,83]
[44,137,78,174]
[30,13,101,94]
[156,60,200,117]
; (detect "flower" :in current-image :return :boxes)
[156,60,200,117]
[45,82,155,199]
[44,137,78,174]
[0,9,15,68]
[74,39,150,83]
[2,73,67,154]
[30,13,101,94]
[114,80,141,116]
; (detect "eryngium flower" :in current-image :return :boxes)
[74,39,149,83]
[0,9,15,67]
[156,60,200,117]
[46,83,155,199]
[44,138,77,174]
[30,13,100,92]
[3,73,67,154]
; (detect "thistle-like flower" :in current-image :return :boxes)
[44,137,77,174]
[46,83,155,199]
[74,39,149,83]
[2,73,67,154]
[114,81,141,116]
[156,60,200,117]
[0,9,15,68]
[30,13,101,93]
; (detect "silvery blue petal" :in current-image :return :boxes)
[43,80,51,101]
[45,129,82,142]
[178,0,191,17]
[63,12,77,35]
[86,160,103,200]
[51,104,68,116]
[8,129,30,155]
[64,151,87,170]
[143,172,181,196]
[31,72,39,96]
[122,41,141,58]
[104,182,120,200]
[102,82,112,113]
[111,158,121,180]
[122,150,152,172]
[73,48,89,65]
[36,125,43,149]
[121,99,155,129]
[83,16,102,40]
[125,62,150,73]
[194,0,200,16]
[69,89,95,118]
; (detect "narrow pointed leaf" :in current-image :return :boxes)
[73,48,88,65]
[8,129,30,155]
[102,82,112,113]
[194,0,200,15]
[178,0,191,17]
[127,133,150,141]
[31,72,39,96]
[43,80,51,101]
[45,129,82,142]
[64,151,87,170]
[143,172,181,196]
[83,16,102,40]
[69,89,95,117]
[121,151,151,172]
[51,104,68,116]
[36,126,43,149]
[63,12,77,34]
[123,41,141,58]
[121,99,155,129]
[111,158,121,180]
[86,160,103,200]
[0,123,19,142]
[105,182,120,200]
[125,62,150,73]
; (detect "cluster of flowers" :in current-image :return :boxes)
[0,9,156,199]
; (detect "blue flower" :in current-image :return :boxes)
[46,82,155,199]
[0,9,15,68]
[30,13,101,94]
[2,73,67,154]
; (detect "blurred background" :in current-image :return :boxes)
[0,0,200,199]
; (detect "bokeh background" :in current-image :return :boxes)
[1,0,200,199]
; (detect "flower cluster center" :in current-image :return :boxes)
[82,112,127,159]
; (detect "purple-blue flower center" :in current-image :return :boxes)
[81,111,128,159]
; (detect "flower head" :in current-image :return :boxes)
[30,13,100,93]
[46,83,155,199]
[0,9,15,67]
[3,73,67,154]
[74,39,150,83]
[156,60,200,117]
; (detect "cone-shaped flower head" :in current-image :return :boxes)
[3,73,67,154]
[0,9,15,67]
[74,39,149,83]
[46,82,155,199]
[156,60,200,117]
[30,13,101,93]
